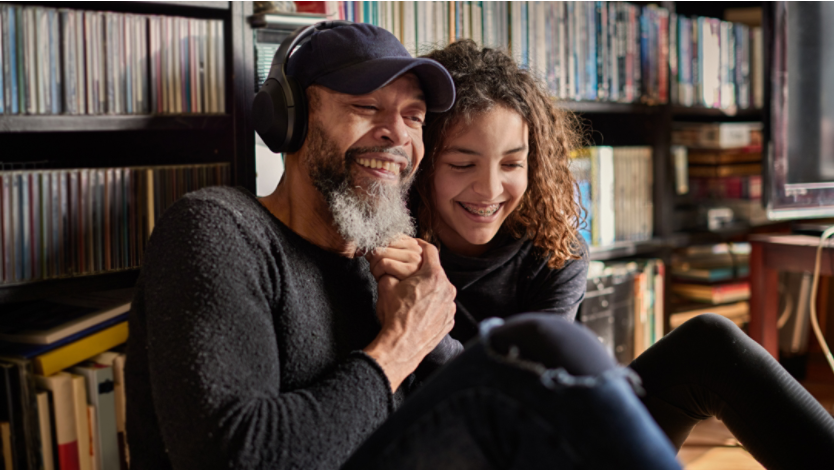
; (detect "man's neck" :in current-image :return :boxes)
[260,159,358,258]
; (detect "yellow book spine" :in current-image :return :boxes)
[35,322,129,377]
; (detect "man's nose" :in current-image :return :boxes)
[373,112,411,147]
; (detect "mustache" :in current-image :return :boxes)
[346,146,413,176]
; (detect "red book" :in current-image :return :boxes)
[35,372,81,470]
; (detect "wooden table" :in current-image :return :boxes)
[749,234,834,358]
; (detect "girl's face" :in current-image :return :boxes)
[432,106,529,257]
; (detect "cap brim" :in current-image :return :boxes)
[314,57,455,112]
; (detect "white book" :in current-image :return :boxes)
[591,146,615,247]
[534,2,547,80]
[215,19,225,113]
[402,2,416,55]
[415,1,427,54]
[392,1,402,44]
[70,374,93,470]
[35,372,78,470]
[471,0,483,46]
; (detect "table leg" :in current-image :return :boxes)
[750,242,780,358]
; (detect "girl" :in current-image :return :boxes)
[368,40,834,469]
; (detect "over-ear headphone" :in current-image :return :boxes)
[252,20,353,154]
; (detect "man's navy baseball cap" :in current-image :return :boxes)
[287,23,455,112]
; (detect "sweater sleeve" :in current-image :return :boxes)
[141,196,394,470]
[523,243,590,322]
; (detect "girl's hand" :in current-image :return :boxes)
[366,236,424,281]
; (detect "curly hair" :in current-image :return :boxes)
[415,40,586,269]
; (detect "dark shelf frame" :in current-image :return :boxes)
[588,239,668,261]
[557,101,660,114]
[0,115,232,133]
[0,270,141,305]
[671,106,764,119]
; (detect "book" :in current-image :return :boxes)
[0,313,128,359]
[672,265,750,283]
[0,356,43,470]
[672,122,762,149]
[90,353,126,470]
[0,290,132,345]
[34,322,128,377]
[672,281,750,304]
[35,391,54,470]
[69,375,92,470]
[686,147,762,165]
[70,363,118,470]
[34,372,79,470]
[687,163,761,178]
[1,421,12,469]
[589,146,615,247]
[689,175,761,201]
[670,301,750,328]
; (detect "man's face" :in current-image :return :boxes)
[303,74,428,252]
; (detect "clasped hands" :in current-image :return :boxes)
[362,236,457,392]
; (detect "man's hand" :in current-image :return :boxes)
[364,241,456,392]
[365,235,423,281]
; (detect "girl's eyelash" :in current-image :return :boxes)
[449,164,473,169]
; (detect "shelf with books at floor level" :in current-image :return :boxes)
[0,2,255,469]
[0,288,134,470]
[669,242,752,330]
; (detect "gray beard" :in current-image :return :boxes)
[305,123,416,253]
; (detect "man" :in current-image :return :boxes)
[126,23,681,470]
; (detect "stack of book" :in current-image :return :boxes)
[580,258,665,364]
[0,289,132,470]
[571,146,653,247]
[1,163,230,286]
[672,121,765,226]
[0,4,226,115]
[670,10,764,110]
[670,243,751,329]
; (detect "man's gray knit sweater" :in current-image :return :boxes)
[125,186,432,470]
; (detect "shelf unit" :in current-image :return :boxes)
[0,1,256,304]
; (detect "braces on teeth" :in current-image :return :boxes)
[461,203,500,216]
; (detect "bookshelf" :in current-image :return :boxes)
[0,1,256,304]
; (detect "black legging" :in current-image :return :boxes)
[490,313,834,470]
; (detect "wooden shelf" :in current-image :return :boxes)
[144,1,230,10]
[588,239,666,261]
[0,269,140,305]
[0,115,231,133]
[557,101,660,114]
[672,106,763,119]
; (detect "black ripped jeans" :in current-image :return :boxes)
[485,313,834,469]
[628,313,834,470]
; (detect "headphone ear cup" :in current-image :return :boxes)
[283,76,309,154]
[253,78,290,153]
